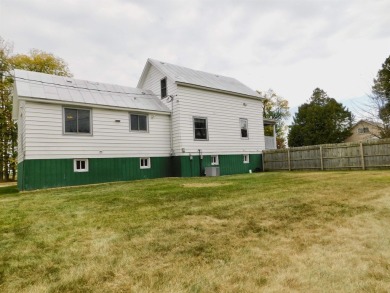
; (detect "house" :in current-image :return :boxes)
[263,118,277,149]
[13,59,266,190]
[344,120,381,143]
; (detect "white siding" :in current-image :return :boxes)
[140,65,182,153]
[175,85,265,155]
[24,101,171,160]
[17,101,26,163]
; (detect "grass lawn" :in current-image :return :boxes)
[1,171,390,292]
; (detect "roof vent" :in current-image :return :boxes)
[160,62,165,65]
[66,79,73,83]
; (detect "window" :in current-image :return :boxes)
[240,118,248,138]
[243,154,249,163]
[194,117,208,140]
[64,108,91,134]
[130,114,148,131]
[358,127,369,134]
[161,77,167,98]
[211,155,219,165]
[140,157,151,169]
[74,159,88,172]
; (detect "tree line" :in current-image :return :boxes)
[264,53,390,148]
[0,37,71,181]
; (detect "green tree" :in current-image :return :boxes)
[370,54,390,138]
[258,89,290,148]
[288,88,353,147]
[0,36,72,181]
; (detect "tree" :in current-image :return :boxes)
[258,89,290,148]
[288,88,353,147]
[0,36,72,181]
[369,54,390,138]
[10,49,72,77]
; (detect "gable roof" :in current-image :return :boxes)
[352,119,383,129]
[13,69,170,114]
[138,58,262,99]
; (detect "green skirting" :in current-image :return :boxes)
[172,154,262,177]
[18,154,263,190]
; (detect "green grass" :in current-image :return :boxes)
[1,171,390,292]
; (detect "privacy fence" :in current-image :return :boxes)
[263,139,390,171]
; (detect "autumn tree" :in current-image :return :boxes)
[0,36,71,181]
[288,88,353,147]
[258,89,290,148]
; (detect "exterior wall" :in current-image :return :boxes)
[18,156,172,190]
[23,101,171,160]
[140,65,180,153]
[17,100,26,163]
[175,85,265,155]
[344,121,381,143]
[172,153,262,177]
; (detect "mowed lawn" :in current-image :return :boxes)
[1,171,390,293]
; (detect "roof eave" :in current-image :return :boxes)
[176,81,264,101]
[17,95,171,115]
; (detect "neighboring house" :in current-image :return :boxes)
[344,120,382,143]
[13,59,266,190]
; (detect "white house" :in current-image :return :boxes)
[13,59,266,190]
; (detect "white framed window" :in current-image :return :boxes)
[211,155,219,165]
[74,159,89,172]
[130,114,148,132]
[194,117,208,140]
[140,157,151,169]
[243,154,250,164]
[240,118,248,138]
[161,77,167,98]
[358,127,369,134]
[64,108,92,135]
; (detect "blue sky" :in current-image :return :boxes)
[1,0,389,118]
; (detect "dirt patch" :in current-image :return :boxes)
[182,182,233,188]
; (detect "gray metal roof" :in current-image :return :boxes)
[141,59,262,99]
[13,69,170,113]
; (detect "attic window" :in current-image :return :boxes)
[358,127,369,134]
[161,77,167,98]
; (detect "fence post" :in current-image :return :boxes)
[360,142,365,170]
[320,146,324,171]
[287,149,291,171]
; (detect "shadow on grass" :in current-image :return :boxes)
[0,185,19,197]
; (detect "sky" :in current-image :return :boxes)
[1,0,390,116]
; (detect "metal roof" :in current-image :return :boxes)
[13,69,170,113]
[139,59,262,99]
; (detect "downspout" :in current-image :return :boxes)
[198,149,203,176]
[169,95,174,155]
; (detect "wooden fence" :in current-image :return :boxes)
[263,139,390,171]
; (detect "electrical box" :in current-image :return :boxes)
[205,167,220,177]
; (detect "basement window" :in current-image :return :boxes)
[161,77,167,98]
[243,154,250,164]
[140,157,151,169]
[74,159,89,172]
[211,155,219,165]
